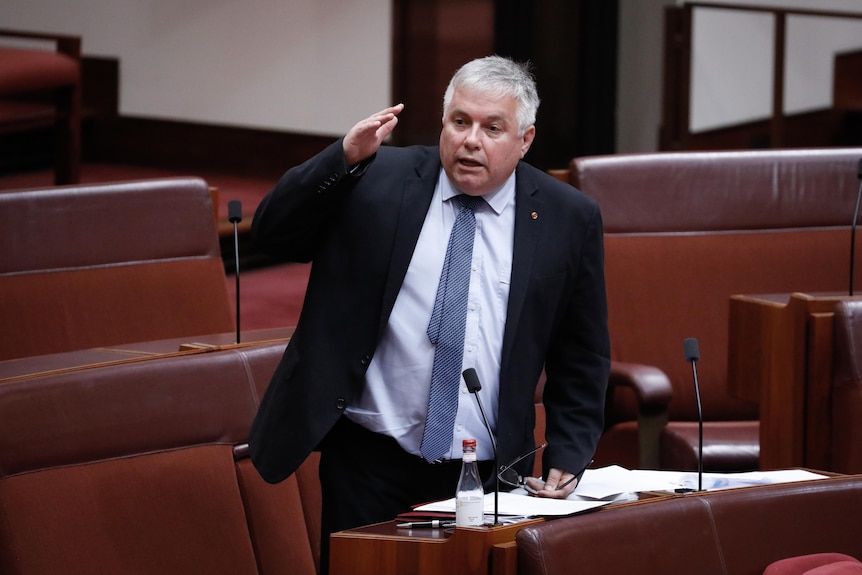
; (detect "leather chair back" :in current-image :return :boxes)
[0,177,234,360]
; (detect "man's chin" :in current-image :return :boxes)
[451,175,488,196]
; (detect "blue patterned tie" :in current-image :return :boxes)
[421,194,485,462]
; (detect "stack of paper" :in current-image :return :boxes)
[413,466,829,519]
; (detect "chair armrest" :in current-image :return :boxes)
[609,361,673,469]
[609,360,673,412]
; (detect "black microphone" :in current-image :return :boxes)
[683,338,703,492]
[228,200,242,344]
[462,368,499,526]
[850,159,862,296]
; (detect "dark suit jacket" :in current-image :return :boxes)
[249,139,610,484]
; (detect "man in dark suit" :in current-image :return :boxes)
[249,55,610,572]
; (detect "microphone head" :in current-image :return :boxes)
[462,368,482,393]
[683,338,700,363]
[228,200,243,223]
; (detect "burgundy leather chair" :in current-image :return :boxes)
[0,29,82,184]
[0,339,323,575]
[763,553,862,575]
[566,148,862,471]
[0,178,234,360]
[517,476,862,575]
[830,299,862,474]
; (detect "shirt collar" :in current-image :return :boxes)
[438,168,516,216]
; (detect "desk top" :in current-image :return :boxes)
[0,326,293,382]
[334,517,544,542]
[731,291,859,305]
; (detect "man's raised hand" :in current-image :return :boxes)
[343,103,405,167]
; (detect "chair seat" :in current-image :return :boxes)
[660,420,759,471]
[0,47,79,94]
[764,553,862,575]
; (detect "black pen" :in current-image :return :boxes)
[556,459,594,491]
[555,474,578,491]
[396,520,455,529]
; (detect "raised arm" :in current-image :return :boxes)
[343,103,404,166]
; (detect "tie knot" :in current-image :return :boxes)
[456,194,485,212]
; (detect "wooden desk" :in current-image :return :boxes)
[329,518,543,575]
[329,493,672,575]
[727,292,862,470]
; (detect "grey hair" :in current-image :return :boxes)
[442,55,540,137]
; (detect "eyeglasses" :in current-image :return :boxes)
[497,443,546,489]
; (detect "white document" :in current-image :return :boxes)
[659,468,829,491]
[415,491,610,517]
[414,467,829,519]
[575,465,676,499]
[587,466,829,495]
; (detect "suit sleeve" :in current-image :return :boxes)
[251,138,372,263]
[541,199,611,478]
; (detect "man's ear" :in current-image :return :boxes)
[520,125,536,158]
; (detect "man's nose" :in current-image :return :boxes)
[464,125,482,148]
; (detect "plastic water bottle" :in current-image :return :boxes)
[455,438,484,527]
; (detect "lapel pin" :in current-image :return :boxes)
[531,211,539,220]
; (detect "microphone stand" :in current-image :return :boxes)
[683,338,703,492]
[463,369,500,526]
[228,200,242,344]
[850,159,862,296]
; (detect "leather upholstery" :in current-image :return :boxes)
[660,420,761,471]
[0,339,322,575]
[0,177,234,361]
[0,30,82,184]
[0,47,79,94]
[517,476,862,575]
[830,300,862,474]
[567,147,862,471]
[764,553,862,575]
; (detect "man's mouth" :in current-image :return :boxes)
[458,158,483,168]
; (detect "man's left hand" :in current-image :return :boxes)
[524,468,577,498]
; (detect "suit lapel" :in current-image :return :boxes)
[377,154,440,335]
[501,164,542,369]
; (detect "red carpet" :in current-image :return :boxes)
[1,163,309,332]
[225,262,311,331]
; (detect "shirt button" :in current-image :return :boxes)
[336,398,347,411]
[360,355,371,366]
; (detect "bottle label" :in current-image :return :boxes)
[455,494,484,527]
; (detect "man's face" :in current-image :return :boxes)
[439,86,535,196]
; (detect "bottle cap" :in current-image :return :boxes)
[462,438,477,449]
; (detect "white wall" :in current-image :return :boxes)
[685,0,862,132]
[616,0,862,152]
[3,0,859,152]
[0,0,392,137]
[617,0,676,153]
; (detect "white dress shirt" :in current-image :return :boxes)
[346,167,516,461]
